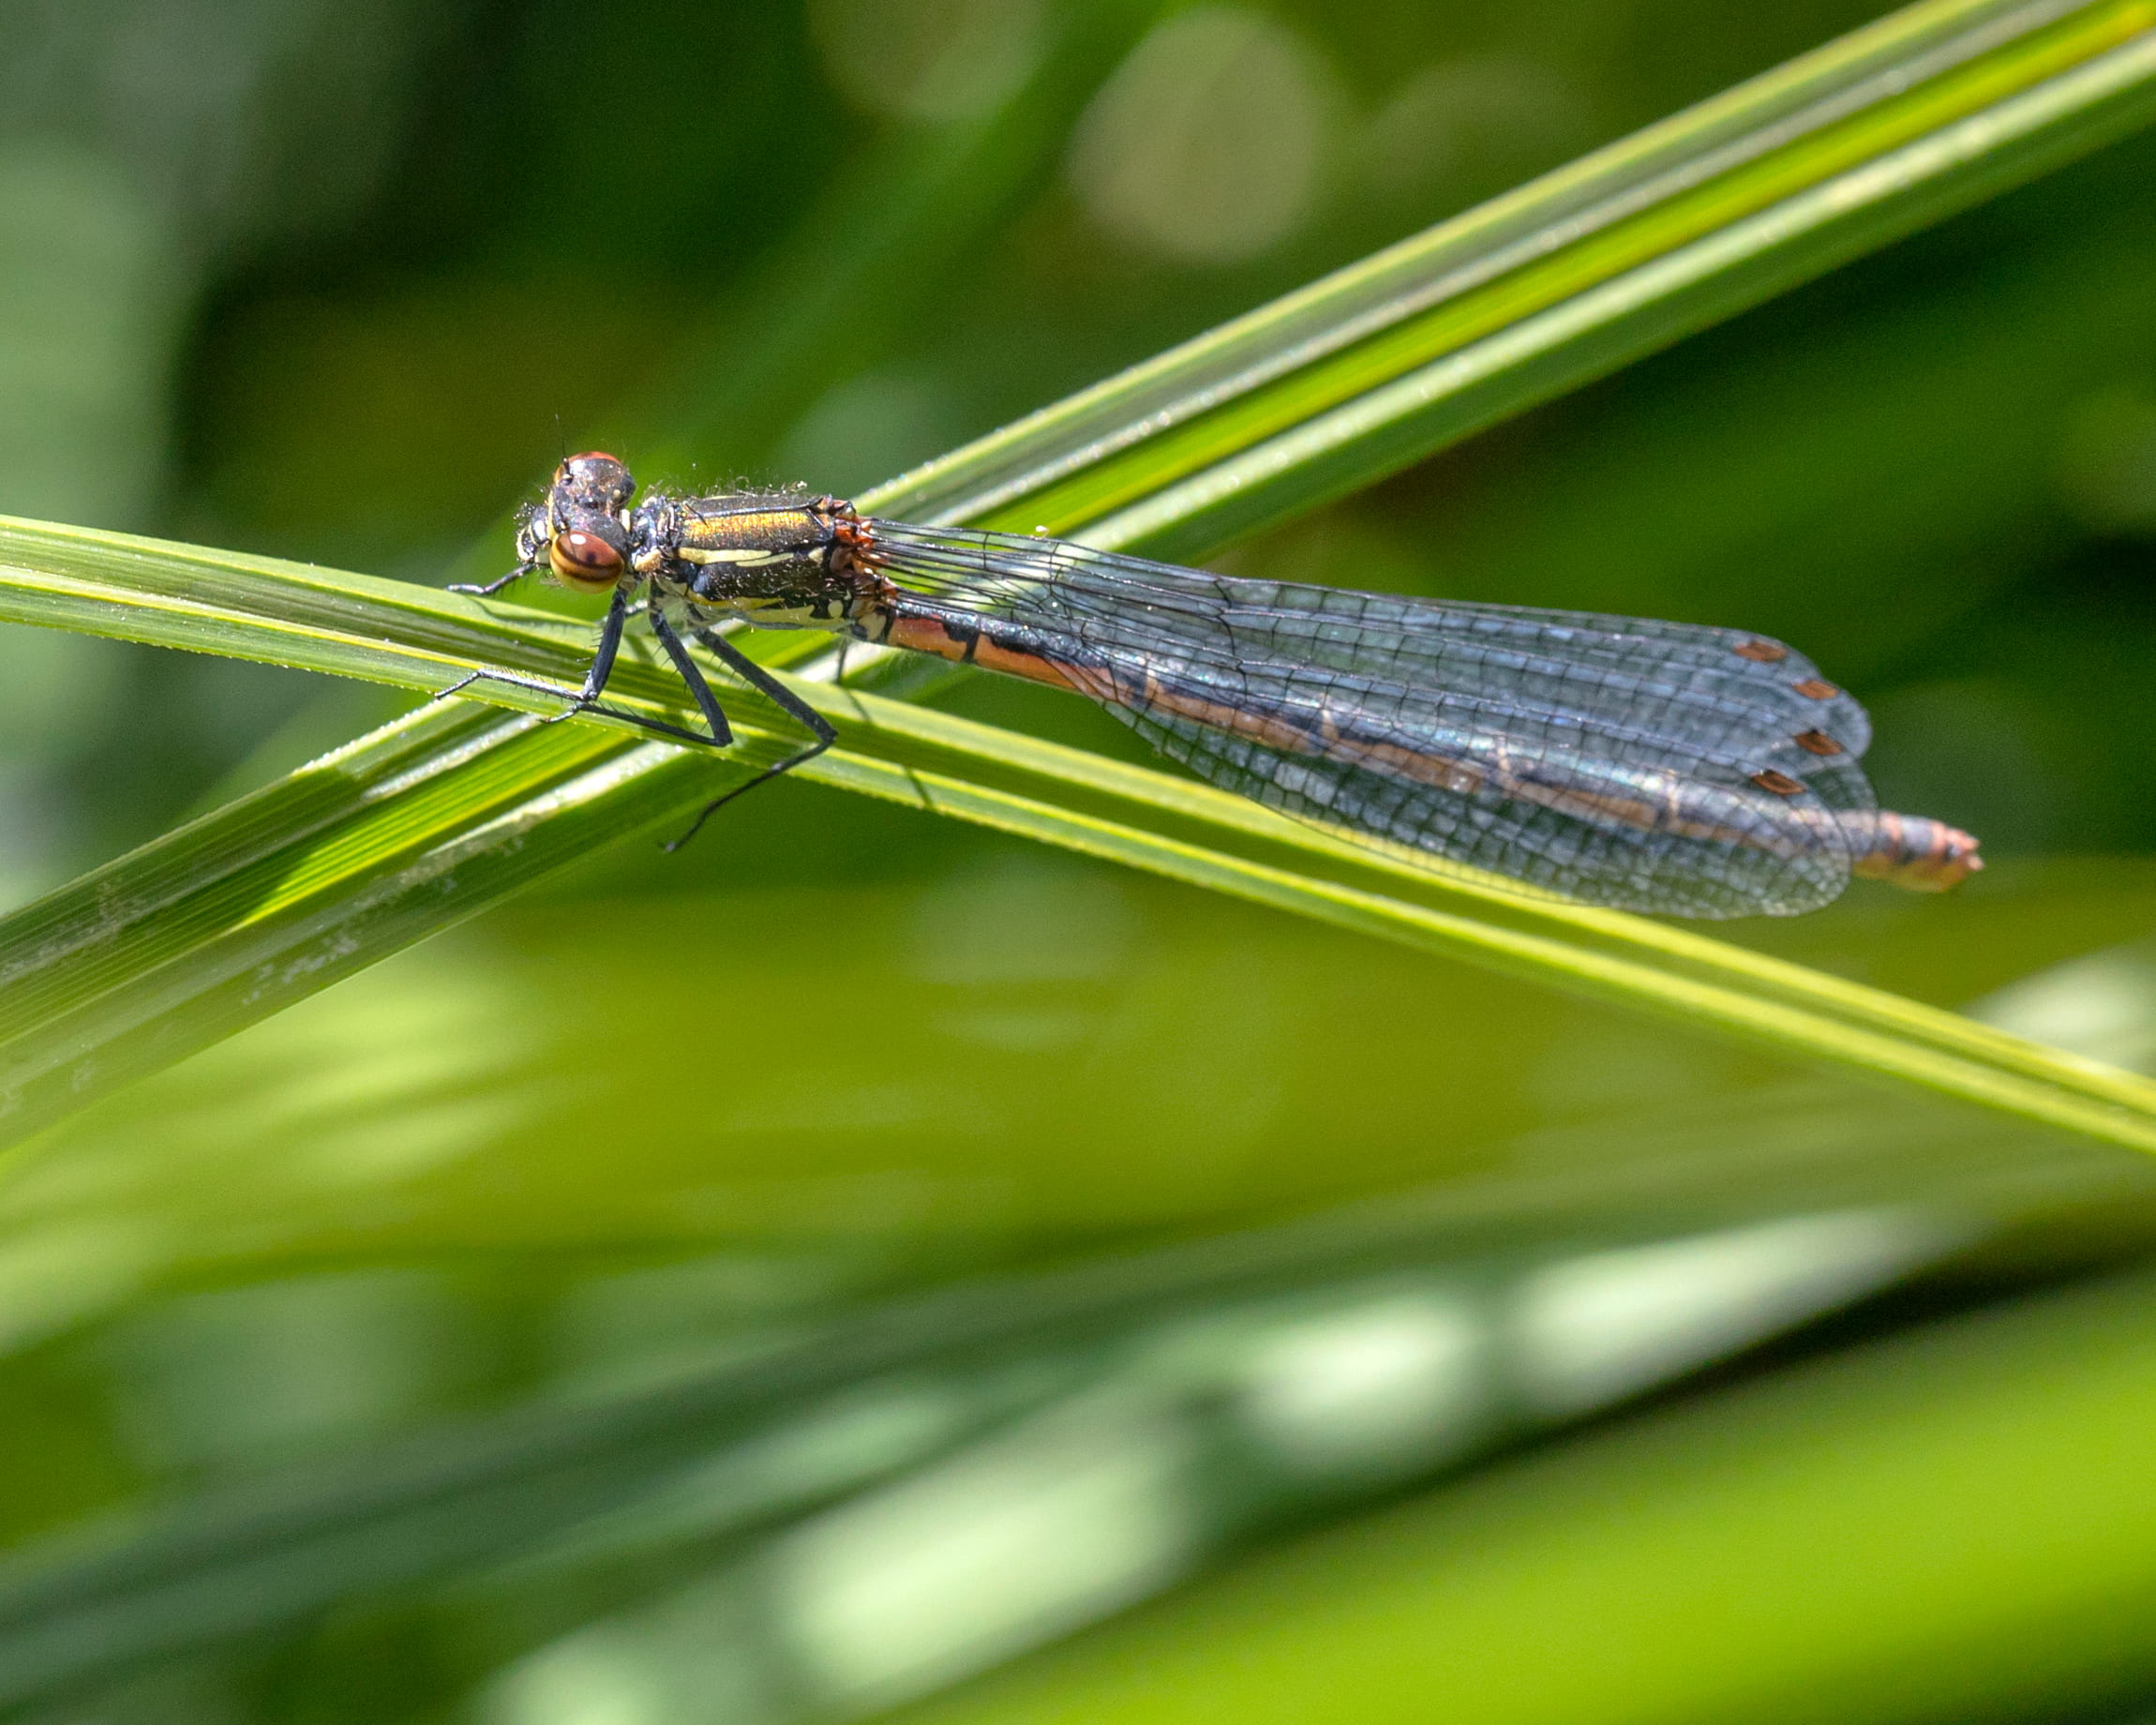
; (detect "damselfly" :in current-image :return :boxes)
[445,453,1981,920]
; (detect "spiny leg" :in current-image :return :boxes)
[694,625,838,751]
[646,608,736,745]
[539,581,632,723]
[425,665,718,748]
[448,561,537,598]
[431,582,720,749]
[662,623,840,852]
[434,558,607,712]
[549,588,726,745]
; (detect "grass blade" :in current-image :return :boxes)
[5,0,2156,1151]
[0,705,681,1147]
[868,0,2156,557]
[0,1176,2011,1706]
[0,519,2153,1157]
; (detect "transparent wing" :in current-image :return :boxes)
[869,522,1879,918]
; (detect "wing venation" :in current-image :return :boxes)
[870,522,1876,916]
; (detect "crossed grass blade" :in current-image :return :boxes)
[2,0,2155,1153]
[873,0,2156,557]
[0,517,2153,1159]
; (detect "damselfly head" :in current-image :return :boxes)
[530,452,637,592]
[553,451,636,514]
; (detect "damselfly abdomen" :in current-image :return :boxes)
[447,454,1981,921]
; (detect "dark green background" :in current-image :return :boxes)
[2,3,2156,1722]
[2,0,2150,882]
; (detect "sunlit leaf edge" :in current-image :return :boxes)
[0,523,2153,1159]
[5,0,2155,1154]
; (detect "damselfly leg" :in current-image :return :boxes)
[442,542,836,837]
[448,562,539,598]
[645,608,736,746]
[441,564,728,748]
[463,451,1982,913]
[662,622,838,852]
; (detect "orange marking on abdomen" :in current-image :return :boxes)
[881,608,1091,695]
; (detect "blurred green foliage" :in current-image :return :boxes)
[1,1,2155,1722]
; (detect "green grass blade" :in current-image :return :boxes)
[0,515,724,737]
[6,0,2156,1153]
[0,1184,2019,1706]
[866,0,2156,557]
[1,518,2153,1158]
[621,0,1163,479]
[0,704,681,1148]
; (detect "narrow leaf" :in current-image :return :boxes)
[0,522,2152,1157]
[5,0,2155,1153]
[870,0,2156,558]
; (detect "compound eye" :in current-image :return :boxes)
[557,451,635,507]
[549,528,624,592]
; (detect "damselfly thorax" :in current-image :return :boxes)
[447,453,1983,919]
